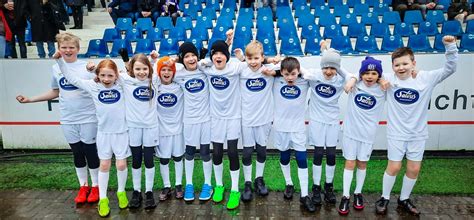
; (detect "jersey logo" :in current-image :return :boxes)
[98,89,121,104]
[185,78,205,93]
[133,86,154,101]
[315,84,336,98]
[158,93,178,107]
[246,78,267,92]
[394,88,419,105]
[354,93,377,110]
[59,77,78,91]
[280,85,301,99]
[210,76,230,90]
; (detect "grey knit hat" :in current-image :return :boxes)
[320,48,341,70]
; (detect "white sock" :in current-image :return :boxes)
[145,167,155,192]
[255,161,265,178]
[132,168,142,192]
[354,168,367,194]
[160,164,171,187]
[400,175,417,201]
[75,167,88,186]
[203,161,212,185]
[325,165,335,183]
[175,159,183,186]
[382,172,396,199]
[185,159,194,185]
[98,171,109,199]
[280,163,293,185]
[343,169,353,197]
[243,165,252,182]
[117,168,128,192]
[89,168,99,187]
[297,168,309,197]
[230,170,240,191]
[313,164,322,186]
[213,163,223,186]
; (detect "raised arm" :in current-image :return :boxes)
[55,54,93,93]
[437,35,458,83]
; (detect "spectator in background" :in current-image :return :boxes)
[86,0,94,12]
[448,0,474,24]
[159,0,179,25]
[35,0,60,58]
[108,0,137,25]
[416,0,444,17]
[0,5,12,58]
[392,0,422,21]
[66,0,84,29]
[137,0,160,24]
[2,0,27,58]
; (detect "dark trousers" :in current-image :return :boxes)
[109,8,135,25]
[8,25,27,58]
[71,5,84,28]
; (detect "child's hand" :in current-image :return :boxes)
[86,61,96,72]
[199,59,212,67]
[378,78,391,91]
[344,78,356,93]
[52,51,62,59]
[16,95,30,103]
[442,35,456,45]
[261,67,276,76]
[234,48,244,62]
[320,40,329,52]
[149,50,160,60]
[225,29,234,46]
[411,69,418,78]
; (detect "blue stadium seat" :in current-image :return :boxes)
[346,0,362,7]
[205,0,221,11]
[176,17,193,30]
[323,24,343,39]
[196,15,213,29]
[373,2,390,14]
[169,26,187,41]
[231,35,252,54]
[353,4,370,16]
[441,20,463,36]
[333,4,349,17]
[258,36,277,56]
[202,7,217,20]
[437,0,450,12]
[383,11,401,25]
[185,37,203,51]
[234,23,253,40]
[297,13,315,28]
[279,36,303,56]
[136,18,153,33]
[257,14,274,30]
[433,34,446,52]
[256,27,276,42]
[125,28,143,41]
[257,6,273,19]
[304,36,322,55]
[365,0,379,7]
[277,16,296,30]
[179,0,189,10]
[330,35,355,54]
[25,21,32,43]
[278,26,298,40]
[314,5,331,17]
[394,22,415,37]
[418,21,439,36]
[211,25,230,40]
[370,22,390,37]
[404,10,424,25]
[85,39,109,57]
[318,13,336,27]
[238,7,254,20]
[294,5,311,19]
[301,24,321,40]
[327,0,343,8]
[276,0,290,7]
[347,22,367,37]
[216,15,235,30]
[355,35,380,53]
[156,17,174,31]
[190,24,210,41]
[460,33,474,52]
[381,35,404,52]
[188,0,203,11]
[220,7,236,20]
[292,0,307,9]
[361,12,380,25]
[158,38,179,55]
[102,28,119,43]
[426,10,445,24]
[116,17,133,32]
[109,39,133,57]
[309,0,326,9]
[222,0,237,11]
[276,6,292,20]
[134,39,156,54]
[467,20,474,34]
[146,27,163,41]
[408,34,432,52]
[339,13,357,26]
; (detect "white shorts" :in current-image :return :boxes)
[61,123,97,144]
[157,134,185,158]
[211,118,241,143]
[342,136,374,161]
[97,131,131,160]
[183,121,211,146]
[387,139,426,162]
[308,121,340,147]
[242,123,272,147]
[273,131,307,152]
[128,126,159,147]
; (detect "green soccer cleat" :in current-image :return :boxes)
[212,185,225,203]
[117,191,129,209]
[226,190,241,210]
[98,197,110,217]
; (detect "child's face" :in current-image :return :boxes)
[58,41,79,63]
[392,55,416,80]
[281,68,299,86]
[183,52,198,71]
[98,68,118,88]
[246,53,264,71]
[160,66,174,85]
[322,67,337,80]
[132,61,150,81]
[212,51,227,70]
[361,70,380,87]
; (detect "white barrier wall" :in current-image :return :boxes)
[1,54,473,150]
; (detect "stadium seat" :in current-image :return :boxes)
[373,3,390,14]
[115,17,133,32]
[467,20,474,34]
[330,35,355,54]
[125,28,143,41]
[205,0,221,11]
[347,22,367,37]
[25,22,32,43]
[441,20,463,36]
[85,39,109,57]
[327,0,343,8]
[345,0,362,7]
[238,8,254,20]
[278,26,298,40]
[381,35,404,52]
[339,13,357,26]
[353,4,370,16]
[169,26,187,41]
[404,10,424,24]
[318,13,336,27]
[188,0,203,12]
[297,13,316,28]
[370,22,390,37]
[277,16,296,30]
[109,39,133,57]
[333,4,350,17]
[220,7,236,20]
[309,0,326,9]
[383,11,401,25]
[304,36,322,55]
[136,18,153,33]
[323,24,343,39]
[460,33,474,52]
[294,5,311,19]
[190,24,209,41]
[301,24,321,40]
[134,39,156,54]
[102,28,119,43]
[146,27,163,41]
[222,0,237,11]
[259,37,277,56]
[394,22,415,37]
[179,0,189,10]
[234,23,253,40]
[437,0,450,12]
[408,34,432,52]
[211,25,230,40]
[418,21,439,36]
[185,37,203,51]
[201,7,217,20]
[426,10,445,24]
[256,27,276,42]
[279,36,304,56]
[176,17,193,31]
[257,6,273,19]
[158,38,179,55]
[365,0,380,7]
[361,12,380,25]
[216,15,235,30]
[195,15,213,29]
[433,34,446,52]
[257,14,274,30]
[276,0,290,7]
[156,17,174,31]
[355,35,381,53]
[292,0,308,9]
[231,35,252,54]
[314,5,331,17]
[276,6,292,20]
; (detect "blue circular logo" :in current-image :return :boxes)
[98,89,121,104]
[280,85,301,99]
[354,93,377,110]
[210,76,230,90]
[394,88,419,105]
[59,77,78,91]
[246,78,267,92]
[158,93,178,107]
[132,86,154,102]
[185,78,205,93]
[315,84,336,98]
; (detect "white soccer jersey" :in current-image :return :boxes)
[273,77,309,132]
[156,82,184,136]
[51,60,97,125]
[240,65,275,127]
[343,82,386,144]
[201,61,248,119]
[57,59,127,134]
[385,43,458,141]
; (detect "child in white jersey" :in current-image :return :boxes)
[338,57,386,215]
[155,57,185,201]
[16,33,100,206]
[375,35,458,216]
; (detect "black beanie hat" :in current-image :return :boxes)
[210,40,230,63]
[178,42,199,64]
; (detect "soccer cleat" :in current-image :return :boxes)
[98,197,110,217]
[175,185,184,199]
[241,181,253,202]
[87,186,99,203]
[212,185,225,203]
[323,182,337,204]
[184,184,195,201]
[300,196,316,212]
[254,177,269,196]
[353,193,365,210]
[128,190,142,209]
[398,198,420,216]
[226,190,241,210]
[311,184,322,205]
[283,185,294,200]
[159,187,172,201]
[144,191,157,209]
[375,197,390,215]
[338,196,350,215]
[75,186,90,204]
[117,191,129,209]
[199,184,213,201]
